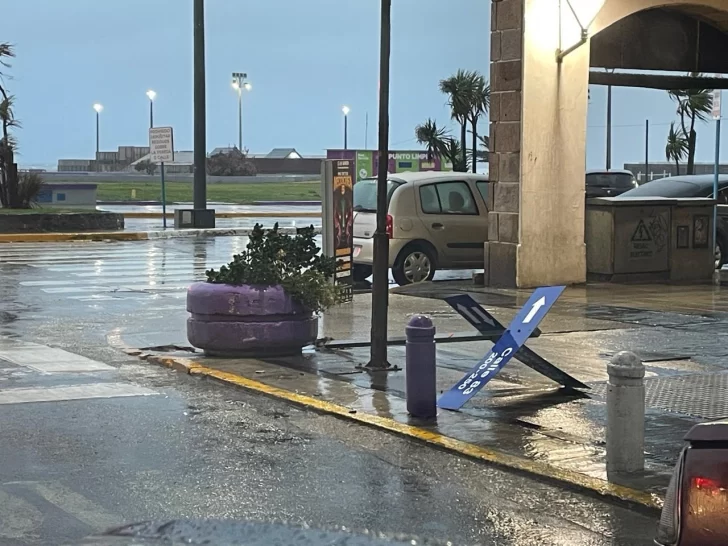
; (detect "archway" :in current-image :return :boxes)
[486,0,728,287]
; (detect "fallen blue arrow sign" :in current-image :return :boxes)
[444,294,588,390]
[438,286,566,411]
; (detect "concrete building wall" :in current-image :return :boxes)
[488,0,728,288]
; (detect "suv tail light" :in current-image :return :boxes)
[386,214,393,239]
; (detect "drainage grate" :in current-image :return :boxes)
[590,372,728,420]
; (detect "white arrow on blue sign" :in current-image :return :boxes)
[438,285,566,411]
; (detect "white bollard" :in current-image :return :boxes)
[606,351,645,474]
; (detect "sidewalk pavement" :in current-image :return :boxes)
[115,283,728,511]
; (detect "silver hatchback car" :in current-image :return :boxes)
[352,172,490,285]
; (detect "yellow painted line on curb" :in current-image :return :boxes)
[143,353,663,512]
[123,211,321,219]
[0,231,150,243]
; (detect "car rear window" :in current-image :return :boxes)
[586,173,637,189]
[419,181,478,215]
[353,179,402,212]
[619,180,703,198]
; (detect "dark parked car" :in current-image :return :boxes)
[655,420,728,546]
[615,174,728,268]
[586,169,639,198]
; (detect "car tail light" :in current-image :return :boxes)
[386,214,393,239]
[659,444,728,545]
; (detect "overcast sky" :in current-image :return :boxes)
[4,0,726,171]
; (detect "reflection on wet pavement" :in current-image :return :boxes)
[6,237,728,510]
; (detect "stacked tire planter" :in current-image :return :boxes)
[187,283,318,357]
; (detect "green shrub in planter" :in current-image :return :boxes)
[205,223,340,312]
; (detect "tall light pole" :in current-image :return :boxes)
[606,85,612,170]
[146,89,156,128]
[193,0,209,222]
[369,0,392,369]
[342,105,350,150]
[232,73,251,150]
[93,103,103,172]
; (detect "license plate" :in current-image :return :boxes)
[353,246,361,258]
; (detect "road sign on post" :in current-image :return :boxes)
[713,89,722,121]
[149,127,174,229]
[149,127,174,163]
[438,286,566,411]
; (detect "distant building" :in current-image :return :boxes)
[212,147,305,160]
[57,159,94,172]
[57,146,149,172]
[327,149,454,181]
[58,146,318,175]
[623,162,728,183]
[265,148,302,159]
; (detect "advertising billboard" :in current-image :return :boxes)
[327,149,453,182]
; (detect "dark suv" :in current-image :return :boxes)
[586,170,639,198]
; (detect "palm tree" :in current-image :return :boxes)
[668,74,713,175]
[415,118,449,161]
[0,42,17,208]
[665,122,688,176]
[471,134,489,165]
[440,70,478,169]
[442,137,467,172]
[468,75,490,173]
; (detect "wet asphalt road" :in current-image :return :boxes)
[0,239,658,545]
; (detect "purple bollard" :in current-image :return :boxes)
[406,315,437,419]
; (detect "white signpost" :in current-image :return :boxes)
[712,88,722,256]
[149,127,174,228]
[713,89,723,122]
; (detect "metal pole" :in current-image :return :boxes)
[161,162,167,229]
[606,85,612,170]
[344,114,348,150]
[368,0,392,369]
[150,100,154,129]
[365,112,369,149]
[406,315,437,419]
[714,118,721,255]
[193,0,207,212]
[238,89,243,150]
[644,120,649,183]
[96,112,100,173]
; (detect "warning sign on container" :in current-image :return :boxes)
[630,220,654,258]
[631,220,652,242]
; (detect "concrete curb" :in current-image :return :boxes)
[122,211,321,219]
[0,226,321,243]
[137,351,663,513]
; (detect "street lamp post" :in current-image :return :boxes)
[232,73,251,150]
[146,89,167,229]
[193,0,207,217]
[368,0,392,369]
[342,105,350,150]
[146,89,156,129]
[93,103,103,172]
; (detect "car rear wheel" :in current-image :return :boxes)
[392,245,436,286]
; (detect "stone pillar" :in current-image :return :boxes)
[486,0,524,287]
[487,0,588,288]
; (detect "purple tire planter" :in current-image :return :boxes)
[187,282,318,357]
